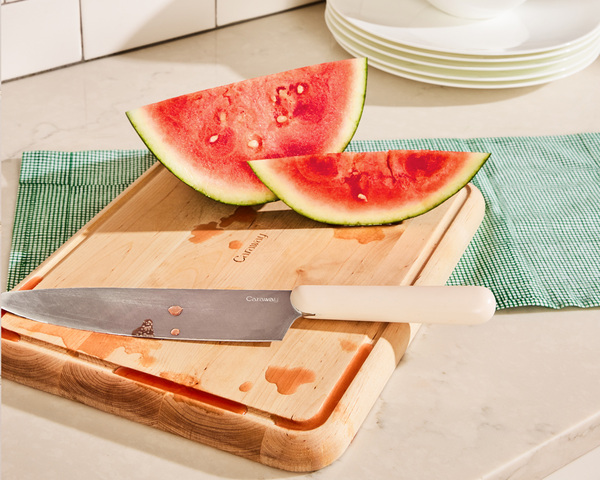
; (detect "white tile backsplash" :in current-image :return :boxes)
[1,0,82,80]
[0,0,323,81]
[80,0,215,60]
[216,0,318,26]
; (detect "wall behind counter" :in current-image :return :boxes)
[0,0,321,81]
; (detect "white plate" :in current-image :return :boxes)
[328,24,600,83]
[327,17,600,87]
[339,41,600,88]
[328,0,600,56]
[328,3,600,68]
[326,6,600,77]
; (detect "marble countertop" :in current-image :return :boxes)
[2,4,599,479]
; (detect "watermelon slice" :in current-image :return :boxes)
[126,58,368,205]
[248,150,490,225]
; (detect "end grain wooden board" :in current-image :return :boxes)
[2,163,485,472]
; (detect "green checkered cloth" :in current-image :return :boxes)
[7,133,600,310]
[7,150,157,290]
[347,134,600,309]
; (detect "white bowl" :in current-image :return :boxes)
[426,0,528,19]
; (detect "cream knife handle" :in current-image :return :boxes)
[290,285,496,325]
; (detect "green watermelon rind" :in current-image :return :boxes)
[126,108,278,205]
[125,58,368,206]
[248,151,490,226]
[125,109,267,205]
[328,59,368,154]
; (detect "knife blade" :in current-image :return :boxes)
[1,285,495,342]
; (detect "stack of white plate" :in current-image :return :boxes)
[325,0,600,88]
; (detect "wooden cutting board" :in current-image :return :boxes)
[2,162,485,472]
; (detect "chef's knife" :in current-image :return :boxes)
[1,285,495,342]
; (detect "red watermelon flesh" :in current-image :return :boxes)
[248,150,490,225]
[126,58,368,205]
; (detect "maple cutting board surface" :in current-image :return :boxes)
[2,163,485,472]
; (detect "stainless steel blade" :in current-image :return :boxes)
[1,288,302,342]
